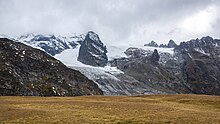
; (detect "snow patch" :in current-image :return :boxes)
[107,45,128,60]
[195,48,210,56]
[188,53,192,59]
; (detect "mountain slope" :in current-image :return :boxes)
[0,38,103,96]
[174,36,220,95]
[110,36,220,95]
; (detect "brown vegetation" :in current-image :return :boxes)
[0,94,219,123]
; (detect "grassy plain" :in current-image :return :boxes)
[0,94,219,124]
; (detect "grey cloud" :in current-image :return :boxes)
[0,0,219,45]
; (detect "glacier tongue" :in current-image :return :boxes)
[69,66,161,95]
[54,46,161,95]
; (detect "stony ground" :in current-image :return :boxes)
[0,94,219,123]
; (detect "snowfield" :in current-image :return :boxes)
[54,45,123,75]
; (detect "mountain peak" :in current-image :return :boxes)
[144,40,158,47]
[17,34,82,56]
[201,36,213,42]
[78,31,108,67]
[167,39,177,48]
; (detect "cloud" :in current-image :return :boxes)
[0,0,219,45]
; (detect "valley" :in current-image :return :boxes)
[1,1,220,123]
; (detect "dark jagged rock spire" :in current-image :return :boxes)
[77,31,108,67]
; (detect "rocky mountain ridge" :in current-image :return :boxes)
[110,36,220,95]
[144,39,178,48]
[13,33,85,56]
[0,38,103,96]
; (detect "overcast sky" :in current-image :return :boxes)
[0,0,219,45]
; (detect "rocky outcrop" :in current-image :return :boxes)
[0,38,103,96]
[150,49,160,63]
[77,31,108,67]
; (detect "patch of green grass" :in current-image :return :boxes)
[177,99,193,103]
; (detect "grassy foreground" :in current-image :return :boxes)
[0,95,219,124]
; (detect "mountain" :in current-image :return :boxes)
[110,36,220,95]
[144,40,159,47]
[1,32,220,95]
[159,39,178,48]
[0,38,103,96]
[17,33,84,56]
[145,40,177,48]
[167,39,178,48]
[77,31,108,67]
[109,47,184,94]
[174,36,220,95]
[53,44,162,95]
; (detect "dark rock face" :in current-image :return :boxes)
[78,31,108,67]
[174,36,220,95]
[144,41,158,47]
[0,38,103,96]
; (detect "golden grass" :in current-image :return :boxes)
[0,94,219,124]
